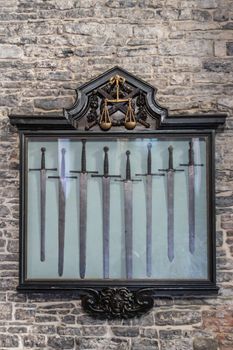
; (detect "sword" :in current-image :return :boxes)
[49,148,77,276]
[70,139,98,279]
[92,147,121,278]
[159,146,184,262]
[116,151,141,279]
[29,147,57,262]
[135,143,165,277]
[180,140,203,254]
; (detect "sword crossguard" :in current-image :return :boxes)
[158,168,184,173]
[180,163,203,167]
[135,173,165,177]
[48,175,77,179]
[70,170,98,175]
[92,174,121,178]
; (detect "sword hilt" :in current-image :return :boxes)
[115,151,141,183]
[70,139,98,175]
[135,143,165,177]
[29,147,57,172]
[41,147,46,169]
[104,146,109,176]
[81,139,86,173]
[126,150,131,180]
[180,141,203,167]
[92,146,121,179]
[147,143,152,174]
[49,148,77,180]
[159,145,184,173]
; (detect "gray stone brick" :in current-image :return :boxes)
[226,42,233,56]
[0,334,19,348]
[47,336,74,349]
[193,337,218,350]
[154,310,201,325]
[0,45,23,58]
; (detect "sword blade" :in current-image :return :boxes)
[167,171,174,262]
[40,169,46,262]
[124,181,133,279]
[58,179,66,276]
[102,177,110,279]
[146,175,153,277]
[188,165,195,254]
[79,173,88,279]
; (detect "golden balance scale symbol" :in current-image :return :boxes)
[99,75,137,131]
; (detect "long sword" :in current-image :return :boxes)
[49,148,76,276]
[136,143,164,277]
[117,151,141,279]
[29,147,57,261]
[70,140,98,279]
[92,147,121,278]
[180,140,203,254]
[159,146,183,262]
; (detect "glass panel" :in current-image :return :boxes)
[26,136,208,280]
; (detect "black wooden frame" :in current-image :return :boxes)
[9,66,227,318]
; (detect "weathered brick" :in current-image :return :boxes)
[47,336,74,349]
[154,310,201,325]
[193,337,218,350]
[0,45,23,58]
[0,334,19,348]
[226,42,233,56]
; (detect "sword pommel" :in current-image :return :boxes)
[168,145,173,170]
[103,146,109,177]
[81,139,87,173]
[41,147,46,169]
[126,150,131,181]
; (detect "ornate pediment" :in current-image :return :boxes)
[63,66,168,131]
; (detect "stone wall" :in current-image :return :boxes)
[0,0,233,349]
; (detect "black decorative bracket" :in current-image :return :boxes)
[81,287,154,319]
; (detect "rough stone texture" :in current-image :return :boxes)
[0,0,232,349]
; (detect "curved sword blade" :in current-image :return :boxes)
[79,173,87,279]
[102,177,110,279]
[167,171,174,262]
[124,181,133,279]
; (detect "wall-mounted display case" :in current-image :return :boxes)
[10,67,226,319]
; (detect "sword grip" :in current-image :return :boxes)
[61,148,66,179]
[41,147,46,169]
[103,146,109,177]
[168,145,173,170]
[189,141,194,166]
[81,139,86,173]
[126,150,131,181]
[147,143,152,175]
